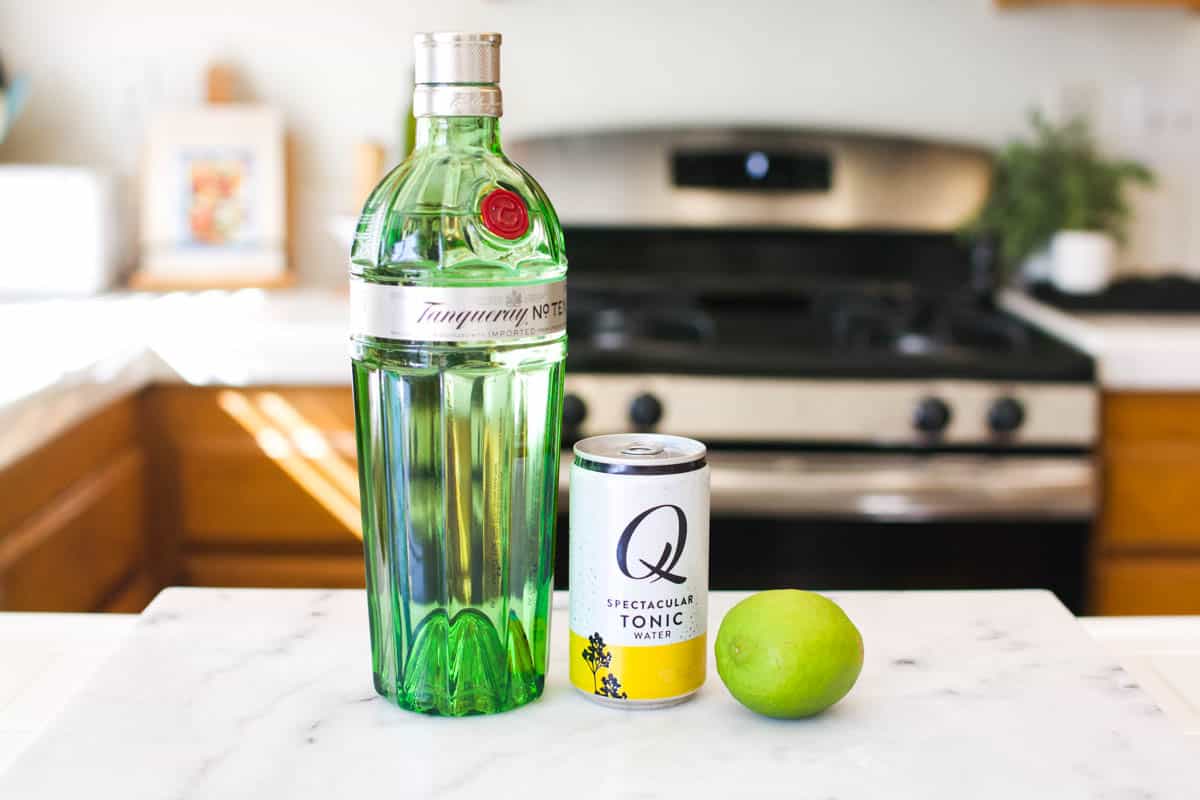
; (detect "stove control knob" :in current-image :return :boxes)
[630,393,663,428]
[562,393,587,428]
[988,396,1025,434]
[913,397,952,434]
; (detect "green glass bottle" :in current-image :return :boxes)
[349,32,566,716]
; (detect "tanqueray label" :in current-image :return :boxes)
[349,278,566,343]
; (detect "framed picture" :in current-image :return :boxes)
[137,106,288,287]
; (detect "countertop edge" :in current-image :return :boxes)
[1000,289,1200,391]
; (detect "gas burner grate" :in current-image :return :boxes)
[825,291,1029,358]
[568,295,716,350]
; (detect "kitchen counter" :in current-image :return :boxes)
[0,612,135,775]
[0,290,350,471]
[1000,289,1200,390]
[1,589,1198,799]
[4,287,1200,472]
[1085,616,1200,737]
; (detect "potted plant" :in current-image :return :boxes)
[965,112,1154,293]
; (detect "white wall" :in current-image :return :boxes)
[2,0,1198,285]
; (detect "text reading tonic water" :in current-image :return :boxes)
[569,434,709,708]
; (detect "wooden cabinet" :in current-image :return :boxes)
[182,552,364,588]
[1094,393,1200,614]
[143,386,365,590]
[0,387,364,611]
[1094,556,1200,615]
[8,385,1200,614]
[0,398,155,612]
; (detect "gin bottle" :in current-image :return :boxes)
[349,32,567,716]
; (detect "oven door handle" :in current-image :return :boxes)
[560,452,1095,521]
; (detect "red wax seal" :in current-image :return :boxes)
[480,188,529,239]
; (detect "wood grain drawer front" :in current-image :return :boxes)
[1104,393,1200,443]
[178,450,361,546]
[147,386,362,548]
[1102,444,1200,549]
[0,397,138,534]
[182,552,365,589]
[1094,556,1200,615]
[1101,392,1200,551]
[147,386,355,443]
[0,449,145,611]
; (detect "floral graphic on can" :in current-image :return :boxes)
[580,633,628,700]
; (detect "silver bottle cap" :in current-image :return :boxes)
[413,32,502,118]
[414,32,501,85]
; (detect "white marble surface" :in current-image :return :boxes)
[0,613,135,775]
[2,601,1197,787]
[0,294,161,470]
[1001,290,1200,390]
[1,589,1198,799]
[0,290,350,470]
[1085,616,1200,737]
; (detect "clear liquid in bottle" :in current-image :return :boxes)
[349,32,566,716]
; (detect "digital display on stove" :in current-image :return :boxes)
[672,148,832,191]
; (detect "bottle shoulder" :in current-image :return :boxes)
[350,148,566,286]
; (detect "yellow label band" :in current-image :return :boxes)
[570,630,706,701]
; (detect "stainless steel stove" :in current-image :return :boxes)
[511,128,1098,612]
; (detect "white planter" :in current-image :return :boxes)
[1050,230,1115,294]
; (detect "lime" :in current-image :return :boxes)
[714,590,864,719]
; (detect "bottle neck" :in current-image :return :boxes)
[413,116,502,153]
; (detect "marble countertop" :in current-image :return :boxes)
[0,290,350,471]
[1081,616,1200,737]
[0,612,135,775]
[4,287,1200,470]
[1,589,1198,799]
[1000,290,1200,390]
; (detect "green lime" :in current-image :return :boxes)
[714,590,864,719]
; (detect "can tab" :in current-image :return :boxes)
[621,443,664,457]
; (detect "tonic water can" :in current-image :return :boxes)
[569,434,709,707]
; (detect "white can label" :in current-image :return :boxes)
[349,278,566,342]
[569,464,709,701]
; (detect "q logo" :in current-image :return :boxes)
[615,504,687,585]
